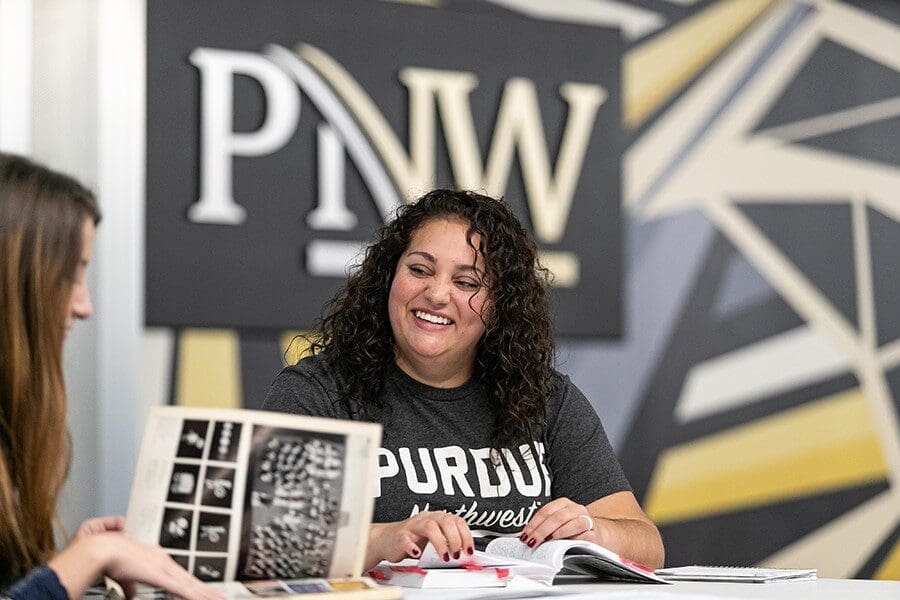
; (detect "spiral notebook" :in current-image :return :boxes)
[655,566,817,583]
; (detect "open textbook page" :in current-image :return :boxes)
[372,538,666,587]
[484,537,666,584]
[126,406,382,582]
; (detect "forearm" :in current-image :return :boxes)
[48,537,108,599]
[593,516,665,569]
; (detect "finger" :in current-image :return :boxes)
[185,576,227,600]
[545,514,595,543]
[533,508,592,547]
[75,518,100,537]
[121,581,136,600]
[373,522,422,564]
[77,516,126,538]
[456,517,475,556]
[97,515,127,532]
[158,556,224,600]
[172,576,225,600]
[436,516,466,560]
[520,497,570,539]
[521,498,576,545]
[421,520,452,562]
[395,531,422,561]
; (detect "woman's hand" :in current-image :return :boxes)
[72,515,126,540]
[49,532,224,600]
[519,493,665,569]
[366,511,474,569]
[518,497,604,548]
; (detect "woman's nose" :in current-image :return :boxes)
[70,284,94,320]
[424,279,451,305]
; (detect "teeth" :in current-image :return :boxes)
[415,310,451,325]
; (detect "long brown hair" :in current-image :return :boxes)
[0,153,100,581]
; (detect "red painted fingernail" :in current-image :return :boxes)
[467,547,474,555]
[443,553,450,562]
[545,534,553,541]
[453,551,461,559]
[410,547,420,556]
[527,538,536,548]
[518,533,527,541]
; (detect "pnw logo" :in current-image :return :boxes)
[188,44,608,288]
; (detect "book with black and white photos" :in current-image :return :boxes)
[655,566,817,583]
[126,406,383,584]
[371,537,668,588]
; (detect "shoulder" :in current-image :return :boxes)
[543,370,599,427]
[545,370,580,407]
[264,352,350,418]
[287,351,348,389]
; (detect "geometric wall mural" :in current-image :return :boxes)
[144,0,900,578]
[613,0,900,579]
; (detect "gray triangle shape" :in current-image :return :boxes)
[869,206,900,346]
[796,115,900,167]
[738,202,858,330]
[754,38,900,133]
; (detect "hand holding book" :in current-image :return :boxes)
[516,495,665,571]
[371,538,668,588]
[366,510,475,568]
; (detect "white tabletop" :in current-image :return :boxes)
[400,577,900,600]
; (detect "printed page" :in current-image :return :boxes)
[417,543,526,569]
[485,537,578,570]
[126,406,381,582]
[414,543,555,586]
[486,538,666,583]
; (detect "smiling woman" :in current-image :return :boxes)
[264,189,664,572]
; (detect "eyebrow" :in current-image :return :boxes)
[406,251,483,275]
[407,251,435,262]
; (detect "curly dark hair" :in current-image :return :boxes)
[307,189,555,451]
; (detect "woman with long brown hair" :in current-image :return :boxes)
[265,189,664,570]
[0,153,221,599]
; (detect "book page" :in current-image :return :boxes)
[485,537,575,570]
[486,538,667,583]
[412,542,555,586]
[126,406,382,582]
[417,542,522,569]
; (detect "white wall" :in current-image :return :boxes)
[32,0,102,532]
[26,0,145,531]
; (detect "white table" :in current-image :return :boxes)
[400,578,900,599]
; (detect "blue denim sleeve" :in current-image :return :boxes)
[6,566,69,600]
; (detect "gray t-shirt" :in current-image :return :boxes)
[264,353,630,536]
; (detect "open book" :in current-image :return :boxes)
[125,406,398,598]
[372,537,668,588]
